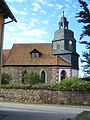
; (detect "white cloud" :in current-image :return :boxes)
[32,2,41,12]
[56,4,64,10]
[40,10,47,14]
[22,28,48,38]
[5,19,29,36]
[4,19,49,48]
[47,3,54,7]
[29,18,39,28]
[31,0,54,13]
[4,26,48,49]
[42,20,49,25]
[65,0,70,1]
[32,0,46,4]
[10,7,28,15]
[6,0,26,3]
[15,37,46,44]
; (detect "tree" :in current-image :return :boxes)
[76,0,90,40]
[76,0,90,77]
[24,71,41,85]
[1,72,12,84]
[81,51,90,76]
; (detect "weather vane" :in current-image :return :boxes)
[63,11,64,17]
[62,6,65,17]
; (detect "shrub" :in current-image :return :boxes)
[50,83,60,89]
[32,83,51,89]
[74,111,90,120]
[59,77,90,91]
[1,72,12,85]
[24,71,41,85]
[1,84,31,89]
[31,83,60,90]
[80,76,90,81]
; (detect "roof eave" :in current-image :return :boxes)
[0,0,17,22]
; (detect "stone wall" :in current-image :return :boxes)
[0,89,90,105]
[2,66,53,84]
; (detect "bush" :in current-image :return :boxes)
[59,77,90,91]
[50,83,60,89]
[32,83,51,89]
[1,84,31,89]
[1,75,90,91]
[1,72,12,85]
[74,111,90,120]
[24,71,41,85]
[80,76,90,81]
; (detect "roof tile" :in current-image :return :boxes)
[2,49,10,65]
[4,44,71,66]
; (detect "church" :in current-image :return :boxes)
[2,13,79,84]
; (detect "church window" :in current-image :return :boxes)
[61,70,67,80]
[41,70,45,83]
[22,70,27,83]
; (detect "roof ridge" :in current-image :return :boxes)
[13,43,52,45]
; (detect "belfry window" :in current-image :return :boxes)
[57,44,60,49]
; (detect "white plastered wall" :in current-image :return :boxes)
[59,68,79,82]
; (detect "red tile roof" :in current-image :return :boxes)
[4,44,71,66]
[2,49,10,65]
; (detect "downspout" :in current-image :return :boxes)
[0,20,14,87]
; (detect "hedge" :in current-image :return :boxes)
[1,77,90,91]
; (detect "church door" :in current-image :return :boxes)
[41,70,46,83]
[61,70,66,80]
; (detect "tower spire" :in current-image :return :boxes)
[59,12,69,30]
[63,11,64,17]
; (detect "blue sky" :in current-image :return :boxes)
[4,0,90,77]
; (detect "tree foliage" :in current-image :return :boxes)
[1,72,12,84]
[81,51,90,76]
[24,71,41,85]
[76,0,90,77]
[76,0,90,40]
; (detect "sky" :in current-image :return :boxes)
[4,0,90,77]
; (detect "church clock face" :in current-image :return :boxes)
[68,40,72,45]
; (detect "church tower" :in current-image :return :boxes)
[52,12,79,71]
[52,12,76,53]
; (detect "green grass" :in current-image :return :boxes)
[74,111,90,120]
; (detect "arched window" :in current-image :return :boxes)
[41,70,46,83]
[22,70,27,83]
[61,70,67,80]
